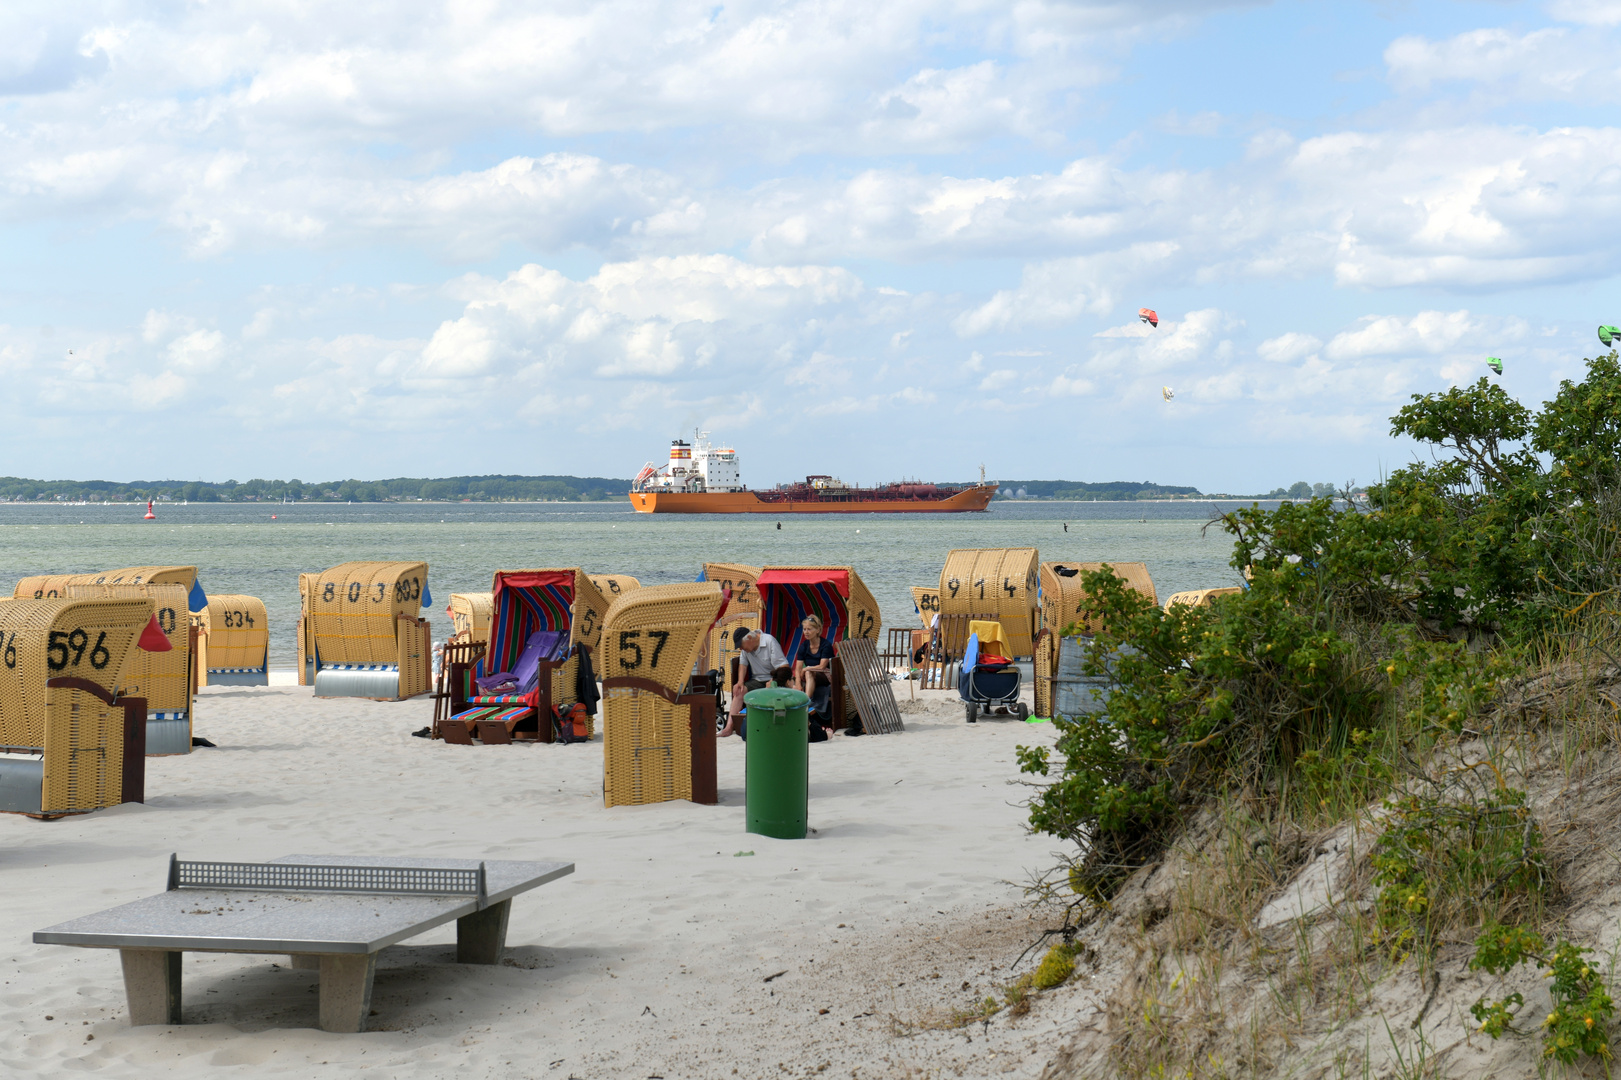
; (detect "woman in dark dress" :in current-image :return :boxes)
[793,614,835,721]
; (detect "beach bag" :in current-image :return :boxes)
[554,702,590,744]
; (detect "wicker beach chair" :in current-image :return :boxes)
[1039,561,1158,636]
[753,566,881,728]
[588,575,642,600]
[600,583,725,807]
[1164,587,1242,611]
[0,598,159,818]
[444,569,606,743]
[447,592,493,645]
[910,586,941,629]
[67,583,195,755]
[300,562,433,700]
[939,549,1039,659]
[196,595,269,687]
[1035,561,1158,720]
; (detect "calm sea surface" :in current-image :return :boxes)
[0,500,1275,667]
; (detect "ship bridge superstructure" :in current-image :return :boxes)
[632,431,744,495]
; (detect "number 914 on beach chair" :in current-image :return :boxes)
[298,562,433,700]
[0,598,166,818]
[438,569,607,746]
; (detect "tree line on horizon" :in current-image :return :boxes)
[0,474,634,503]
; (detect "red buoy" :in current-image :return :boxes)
[143,500,156,520]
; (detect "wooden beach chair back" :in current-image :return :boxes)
[588,575,641,601]
[600,583,725,808]
[911,586,941,629]
[196,594,269,686]
[67,583,195,755]
[0,598,154,817]
[700,563,762,616]
[14,573,95,599]
[939,549,1039,659]
[301,561,431,700]
[1164,587,1242,611]
[448,592,493,645]
[1039,561,1158,636]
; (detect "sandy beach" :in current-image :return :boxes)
[1,681,1076,1079]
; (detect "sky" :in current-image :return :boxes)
[3,0,1620,493]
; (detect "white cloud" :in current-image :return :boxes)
[1257,332,1322,363]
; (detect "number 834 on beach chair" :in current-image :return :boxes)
[438,569,607,746]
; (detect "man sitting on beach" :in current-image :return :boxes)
[721,626,788,737]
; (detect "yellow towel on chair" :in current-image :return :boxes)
[968,619,1011,657]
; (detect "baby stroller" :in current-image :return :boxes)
[959,620,1029,723]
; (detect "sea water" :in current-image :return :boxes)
[0,500,1270,668]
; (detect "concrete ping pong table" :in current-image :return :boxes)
[33,854,573,1032]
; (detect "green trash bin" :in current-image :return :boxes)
[743,687,810,840]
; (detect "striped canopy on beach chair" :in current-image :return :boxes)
[755,569,849,664]
[487,571,576,677]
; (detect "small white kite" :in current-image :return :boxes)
[1162,386,1174,402]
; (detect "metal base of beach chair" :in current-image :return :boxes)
[314,666,401,700]
[203,669,269,687]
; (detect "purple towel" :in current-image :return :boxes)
[476,630,568,693]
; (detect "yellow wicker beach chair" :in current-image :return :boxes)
[67,583,195,755]
[701,563,762,615]
[600,583,725,808]
[1164,587,1242,611]
[1033,561,1158,719]
[300,562,432,700]
[1039,561,1158,636]
[448,592,493,645]
[0,598,157,817]
[939,549,1039,659]
[911,586,941,629]
[196,594,269,687]
[588,575,642,600]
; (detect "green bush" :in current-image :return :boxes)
[1470,924,1615,1065]
[1370,779,1546,958]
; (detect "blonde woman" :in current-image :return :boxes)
[793,614,835,719]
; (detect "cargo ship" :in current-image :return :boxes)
[629,434,997,514]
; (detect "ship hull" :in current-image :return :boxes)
[628,485,996,514]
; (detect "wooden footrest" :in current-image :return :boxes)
[474,707,534,745]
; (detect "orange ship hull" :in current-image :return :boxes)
[628,485,997,514]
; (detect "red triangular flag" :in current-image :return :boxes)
[138,614,173,652]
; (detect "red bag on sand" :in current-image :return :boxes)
[554,702,590,743]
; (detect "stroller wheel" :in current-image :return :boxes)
[965,702,978,723]
[1015,702,1030,722]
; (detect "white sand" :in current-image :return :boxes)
[1,682,1075,1079]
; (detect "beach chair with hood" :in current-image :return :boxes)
[438,569,606,745]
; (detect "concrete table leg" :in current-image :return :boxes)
[317,953,377,1033]
[121,949,181,1025]
[456,899,511,964]
[288,955,320,970]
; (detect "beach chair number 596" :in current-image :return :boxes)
[617,629,670,669]
[46,629,112,671]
